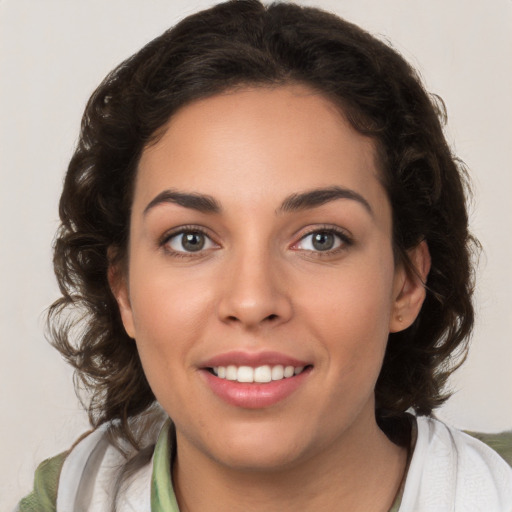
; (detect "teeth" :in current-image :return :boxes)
[237,366,253,383]
[283,365,294,378]
[271,365,284,381]
[211,364,306,383]
[226,365,237,380]
[254,365,272,382]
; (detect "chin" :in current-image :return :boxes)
[195,421,322,473]
[213,443,308,473]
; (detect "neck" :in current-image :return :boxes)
[172,409,408,512]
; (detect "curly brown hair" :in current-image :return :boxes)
[49,0,478,447]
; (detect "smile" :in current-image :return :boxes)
[211,365,306,383]
[200,351,313,408]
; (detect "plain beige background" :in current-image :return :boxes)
[1,0,511,509]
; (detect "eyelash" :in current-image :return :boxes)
[159,225,218,258]
[292,226,353,256]
[159,225,353,258]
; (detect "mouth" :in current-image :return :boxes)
[207,364,310,383]
[199,352,313,408]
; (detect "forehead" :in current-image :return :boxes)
[135,85,387,218]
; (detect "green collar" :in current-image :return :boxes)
[151,420,180,512]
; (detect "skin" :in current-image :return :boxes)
[112,84,430,512]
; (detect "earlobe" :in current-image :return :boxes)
[389,240,431,333]
[108,258,136,339]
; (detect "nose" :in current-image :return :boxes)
[217,247,293,329]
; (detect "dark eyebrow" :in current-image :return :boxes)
[278,186,373,215]
[143,189,221,215]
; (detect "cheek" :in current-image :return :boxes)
[305,257,394,324]
[127,266,215,379]
[130,256,211,328]
[300,256,395,372]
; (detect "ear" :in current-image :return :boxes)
[389,240,431,333]
[108,251,136,339]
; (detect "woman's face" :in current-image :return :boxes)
[114,85,424,471]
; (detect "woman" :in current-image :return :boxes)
[16,1,512,511]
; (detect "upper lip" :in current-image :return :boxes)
[200,351,311,369]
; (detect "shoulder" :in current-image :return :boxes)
[465,429,512,467]
[16,452,68,512]
[16,423,157,512]
[400,416,512,512]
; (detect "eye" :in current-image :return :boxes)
[164,229,217,254]
[293,228,351,253]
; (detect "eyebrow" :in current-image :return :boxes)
[143,189,221,215]
[279,186,373,215]
[143,185,372,217]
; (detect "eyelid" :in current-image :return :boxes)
[290,225,353,252]
[159,225,220,255]
[158,224,352,256]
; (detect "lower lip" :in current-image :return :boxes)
[201,368,311,409]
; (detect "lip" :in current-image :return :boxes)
[198,351,313,409]
[200,350,310,368]
[201,368,312,409]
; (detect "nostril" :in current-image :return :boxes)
[224,313,279,325]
